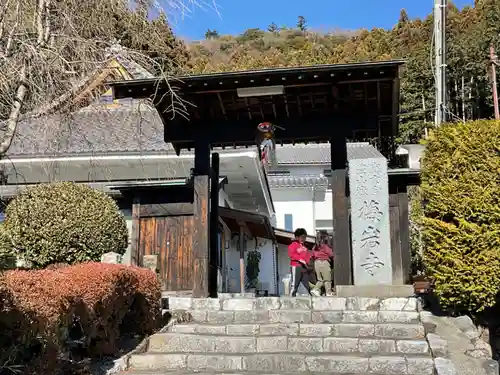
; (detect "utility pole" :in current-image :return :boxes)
[434,0,447,126]
[490,45,500,120]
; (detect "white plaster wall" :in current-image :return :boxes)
[270,163,335,234]
[255,238,276,295]
[271,187,334,235]
[272,188,315,234]
[224,236,277,295]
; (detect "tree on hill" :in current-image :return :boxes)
[268,22,279,34]
[0,0,192,156]
[297,16,307,32]
[205,29,220,39]
[185,2,500,143]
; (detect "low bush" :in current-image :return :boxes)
[0,262,161,372]
[419,120,500,313]
[4,182,128,268]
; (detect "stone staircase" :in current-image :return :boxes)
[121,295,445,375]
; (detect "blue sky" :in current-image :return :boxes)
[171,0,474,41]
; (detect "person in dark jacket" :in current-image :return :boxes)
[311,231,334,296]
[288,228,319,297]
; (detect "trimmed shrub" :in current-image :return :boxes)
[420,120,500,313]
[5,182,128,268]
[0,263,161,371]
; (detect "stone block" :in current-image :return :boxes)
[149,333,215,353]
[167,297,192,310]
[374,323,425,339]
[101,251,122,264]
[234,310,269,323]
[305,355,369,373]
[396,339,429,354]
[312,297,346,310]
[170,324,197,333]
[342,310,378,323]
[244,354,307,372]
[214,336,256,353]
[378,311,420,323]
[259,323,299,336]
[406,357,434,375]
[434,357,457,375]
[128,353,187,370]
[299,324,333,336]
[226,324,259,336]
[188,310,208,322]
[187,354,243,371]
[472,337,493,357]
[420,311,437,333]
[379,297,416,311]
[269,310,311,323]
[346,297,380,310]
[288,337,323,353]
[358,339,396,354]
[427,333,448,357]
[336,284,414,298]
[368,356,406,375]
[348,144,392,285]
[142,254,158,271]
[333,323,375,337]
[323,337,359,353]
[207,310,234,323]
[255,297,280,310]
[482,359,500,375]
[222,298,254,311]
[280,297,311,309]
[256,336,288,352]
[192,298,221,311]
[311,311,343,323]
[195,324,226,334]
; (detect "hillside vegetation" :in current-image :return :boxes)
[185,1,500,143]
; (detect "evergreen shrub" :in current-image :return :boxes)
[420,120,500,312]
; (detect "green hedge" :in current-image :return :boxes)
[4,182,128,268]
[420,120,500,312]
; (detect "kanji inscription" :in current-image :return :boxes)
[347,144,393,285]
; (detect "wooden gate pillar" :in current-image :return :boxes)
[209,152,220,297]
[192,139,210,297]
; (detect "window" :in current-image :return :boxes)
[284,214,293,232]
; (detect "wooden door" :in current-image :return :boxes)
[138,215,194,291]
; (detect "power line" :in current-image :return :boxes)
[490,45,500,120]
[434,0,447,126]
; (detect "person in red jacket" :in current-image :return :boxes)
[311,231,334,296]
[288,228,320,297]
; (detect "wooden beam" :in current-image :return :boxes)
[192,140,211,298]
[131,195,141,266]
[389,193,404,284]
[330,135,352,286]
[398,185,411,284]
[139,203,193,217]
[209,153,220,297]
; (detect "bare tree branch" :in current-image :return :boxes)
[0,0,211,157]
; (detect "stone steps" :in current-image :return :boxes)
[125,296,435,374]
[121,372,420,375]
[127,352,435,374]
[179,309,420,324]
[168,322,424,338]
[148,332,429,355]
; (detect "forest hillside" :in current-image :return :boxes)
[184,0,500,143]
